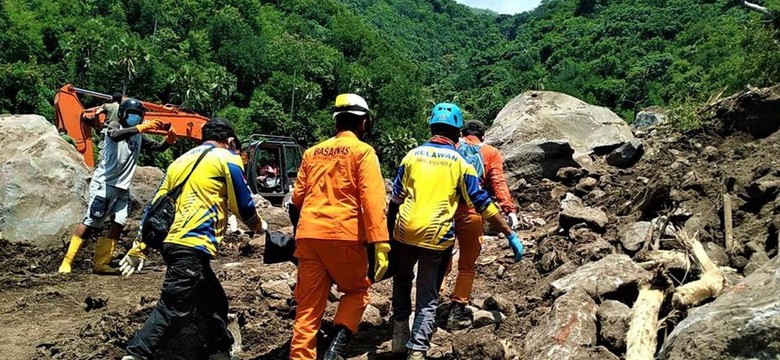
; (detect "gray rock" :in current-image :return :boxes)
[482,295,516,316]
[486,91,636,182]
[634,108,668,128]
[551,254,651,299]
[575,177,599,195]
[704,242,730,267]
[703,145,719,161]
[619,222,653,252]
[661,253,780,360]
[260,280,293,299]
[129,166,164,221]
[606,139,644,168]
[524,288,598,360]
[0,115,91,249]
[597,300,630,353]
[557,166,585,182]
[744,251,770,275]
[559,193,609,230]
[472,310,505,328]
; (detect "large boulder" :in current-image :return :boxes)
[524,288,598,359]
[551,254,651,299]
[0,115,90,249]
[129,166,164,221]
[486,91,636,182]
[661,254,780,360]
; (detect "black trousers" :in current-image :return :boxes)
[126,244,233,359]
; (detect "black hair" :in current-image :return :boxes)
[335,112,367,132]
[202,117,237,144]
[462,127,484,139]
[112,92,123,103]
[430,123,460,143]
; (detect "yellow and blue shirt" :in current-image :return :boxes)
[145,144,261,257]
[391,136,500,251]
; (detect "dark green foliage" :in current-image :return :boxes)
[0,0,778,173]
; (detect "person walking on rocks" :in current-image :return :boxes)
[57,98,177,274]
[447,119,522,330]
[289,94,390,360]
[121,118,267,360]
[388,103,523,359]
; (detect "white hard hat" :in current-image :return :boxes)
[333,93,370,118]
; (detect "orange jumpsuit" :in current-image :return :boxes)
[290,131,388,360]
[451,135,517,304]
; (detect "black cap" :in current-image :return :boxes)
[463,120,486,132]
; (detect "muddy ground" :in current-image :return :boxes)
[3,91,780,359]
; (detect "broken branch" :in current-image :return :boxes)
[626,279,666,360]
[636,250,693,272]
[723,193,735,254]
[672,232,725,308]
[738,0,772,15]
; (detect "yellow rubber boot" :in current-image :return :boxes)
[93,237,120,275]
[58,235,84,273]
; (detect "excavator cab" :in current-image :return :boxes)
[244,135,303,206]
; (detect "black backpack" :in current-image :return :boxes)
[140,147,214,249]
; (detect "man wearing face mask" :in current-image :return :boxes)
[289,94,389,360]
[58,98,176,274]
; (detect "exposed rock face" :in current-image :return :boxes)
[661,254,780,360]
[0,115,90,249]
[551,254,651,299]
[486,91,636,182]
[524,288,598,359]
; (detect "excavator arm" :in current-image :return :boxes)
[54,84,209,167]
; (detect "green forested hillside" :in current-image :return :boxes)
[1,0,778,169]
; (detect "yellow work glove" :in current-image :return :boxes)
[369,242,391,283]
[136,119,163,133]
[120,241,148,278]
[165,127,177,144]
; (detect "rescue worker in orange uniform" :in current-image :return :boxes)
[447,120,521,329]
[289,94,390,360]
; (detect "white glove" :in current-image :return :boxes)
[120,241,147,278]
[261,219,268,232]
[507,212,519,230]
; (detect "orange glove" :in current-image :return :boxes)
[165,127,177,144]
[136,120,163,133]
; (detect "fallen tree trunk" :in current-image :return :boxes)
[672,232,725,308]
[626,279,666,360]
[636,250,693,272]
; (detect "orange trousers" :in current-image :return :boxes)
[290,239,371,360]
[450,211,484,305]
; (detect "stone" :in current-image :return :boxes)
[369,296,391,316]
[551,254,651,299]
[703,145,720,161]
[606,139,644,168]
[597,300,630,353]
[128,166,164,221]
[704,242,730,267]
[524,288,598,360]
[575,177,599,195]
[359,304,384,328]
[472,310,505,328]
[260,280,292,300]
[661,253,780,360]
[633,107,668,128]
[744,251,770,275]
[486,91,636,182]
[533,261,580,296]
[452,327,504,360]
[482,295,517,316]
[557,166,585,182]
[559,193,609,230]
[236,194,291,231]
[0,115,91,249]
[619,221,653,252]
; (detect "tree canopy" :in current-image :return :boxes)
[1,0,778,172]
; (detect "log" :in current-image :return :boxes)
[626,280,665,360]
[723,193,735,254]
[636,250,693,272]
[739,0,771,15]
[672,232,725,308]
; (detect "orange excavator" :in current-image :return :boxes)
[54,84,303,205]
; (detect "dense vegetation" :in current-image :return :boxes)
[1,0,778,171]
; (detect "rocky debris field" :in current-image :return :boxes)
[1,86,779,359]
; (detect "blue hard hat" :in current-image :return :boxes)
[428,103,464,129]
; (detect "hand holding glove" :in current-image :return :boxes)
[136,120,163,133]
[506,212,519,230]
[368,242,391,283]
[120,241,148,278]
[506,232,524,263]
